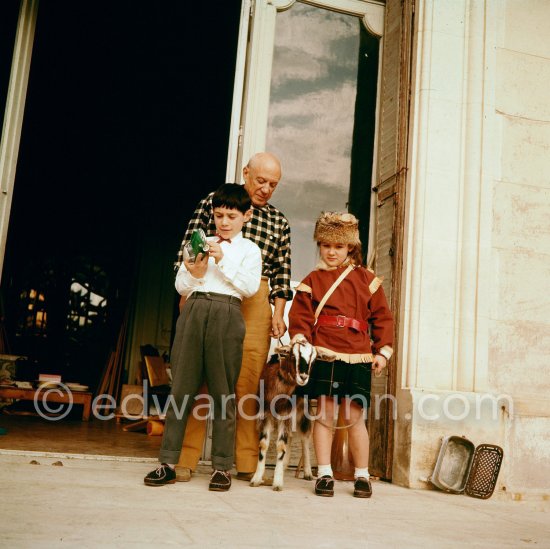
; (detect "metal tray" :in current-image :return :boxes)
[429,435,476,493]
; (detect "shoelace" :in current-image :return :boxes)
[155,464,170,477]
[211,470,231,481]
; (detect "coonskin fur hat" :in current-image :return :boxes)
[313,211,361,246]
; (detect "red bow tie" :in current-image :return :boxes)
[215,235,232,244]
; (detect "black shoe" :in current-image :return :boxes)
[315,475,334,497]
[209,470,232,492]
[353,476,372,498]
[144,464,176,486]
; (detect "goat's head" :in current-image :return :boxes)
[291,334,317,386]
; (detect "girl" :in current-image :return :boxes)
[289,212,393,498]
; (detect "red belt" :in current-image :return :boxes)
[316,315,368,332]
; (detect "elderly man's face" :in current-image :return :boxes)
[243,158,281,207]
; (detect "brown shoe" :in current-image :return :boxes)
[175,466,192,482]
[209,470,232,492]
[353,477,372,498]
[235,471,254,482]
[315,475,334,497]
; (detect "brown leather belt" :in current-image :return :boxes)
[316,315,368,332]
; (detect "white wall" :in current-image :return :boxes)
[393,0,550,498]
[489,0,550,496]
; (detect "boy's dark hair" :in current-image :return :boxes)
[212,183,251,214]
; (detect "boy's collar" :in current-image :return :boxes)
[210,231,243,243]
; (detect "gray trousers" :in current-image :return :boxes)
[159,291,245,470]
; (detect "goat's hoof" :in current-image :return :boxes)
[272,484,283,492]
[249,477,263,487]
[303,473,313,481]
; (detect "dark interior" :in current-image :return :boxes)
[0,1,241,390]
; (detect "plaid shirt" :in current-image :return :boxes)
[174,192,293,302]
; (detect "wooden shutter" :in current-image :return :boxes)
[368,0,414,480]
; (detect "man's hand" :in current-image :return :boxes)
[184,253,209,279]
[271,313,287,339]
[270,298,287,339]
[372,354,388,376]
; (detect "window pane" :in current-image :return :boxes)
[266,2,373,281]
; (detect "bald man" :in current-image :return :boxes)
[172,152,292,481]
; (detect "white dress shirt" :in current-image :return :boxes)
[175,232,262,300]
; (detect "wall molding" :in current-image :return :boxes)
[400,0,497,392]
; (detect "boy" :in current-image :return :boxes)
[144,184,262,491]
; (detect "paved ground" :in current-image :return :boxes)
[0,450,549,548]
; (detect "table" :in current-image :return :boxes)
[0,386,92,421]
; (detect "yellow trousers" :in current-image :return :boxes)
[177,279,272,473]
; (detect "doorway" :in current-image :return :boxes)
[0,1,241,455]
[230,0,395,476]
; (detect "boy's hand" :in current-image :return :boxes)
[372,354,387,377]
[184,253,209,279]
[208,241,224,264]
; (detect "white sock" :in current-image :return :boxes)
[354,467,369,479]
[317,464,333,477]
[166,464,175,469]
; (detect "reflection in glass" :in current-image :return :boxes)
[266,2,378,281]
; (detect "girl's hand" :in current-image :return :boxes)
[184,253,209,279]
[372,354,387,377]
[208,242,224,264]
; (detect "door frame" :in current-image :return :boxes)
[224,0,403,476]
[0,0,39,283]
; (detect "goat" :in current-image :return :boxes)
[250,336,317,491]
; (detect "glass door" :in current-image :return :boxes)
[266,2,382,279]
[228,0,384,280]
[227,0,395,478]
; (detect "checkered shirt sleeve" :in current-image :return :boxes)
[174,193,293,302]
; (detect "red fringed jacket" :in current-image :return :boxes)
[289,264,394,364]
